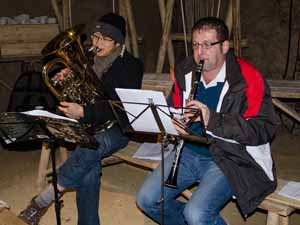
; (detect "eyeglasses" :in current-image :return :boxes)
[192,40,224,50]
[91,34,114,42]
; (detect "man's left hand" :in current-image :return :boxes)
[58,102,84,120]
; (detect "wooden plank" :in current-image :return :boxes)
[268,79,300,98]
[0,42,47,57]
[259,199,294,217]
[0,24,59,43]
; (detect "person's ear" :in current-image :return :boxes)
[115,42,120,47]
[222,40,230,54]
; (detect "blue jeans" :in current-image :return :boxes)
[136,147,233,225]
[57,126,129,225]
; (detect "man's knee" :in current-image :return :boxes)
[136,188,148,210]
[183,204,213,225]
[136,188,158,212]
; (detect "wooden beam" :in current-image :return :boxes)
[124,0,139,57]
[232,0,241,56]
[225,0,233,37]
[68,0,72,27]
[0,42,50,57]
[0,80,12,91]
[156,0,176,73]
[272,98,300,123]
[158,0,175,68]
[62,0,71,30]
[119,0,131,53]
[51,0,63,31]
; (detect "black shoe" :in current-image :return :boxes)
[18,197,47,225]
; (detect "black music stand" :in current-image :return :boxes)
[0,111,98,225]
[109,97,210,225]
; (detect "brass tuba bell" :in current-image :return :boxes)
[41,24,104,105]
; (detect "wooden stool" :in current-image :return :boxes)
[36,143,68,192]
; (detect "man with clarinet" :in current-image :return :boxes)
[136,17,279,225]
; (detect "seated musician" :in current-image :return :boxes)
[19,13,143,225]
[136,17,279,225]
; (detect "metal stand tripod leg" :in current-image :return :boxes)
[159,138,166,225]
[48,141,62,225]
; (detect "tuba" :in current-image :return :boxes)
[41,24,104,106]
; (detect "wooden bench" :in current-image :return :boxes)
[112,141,300,225]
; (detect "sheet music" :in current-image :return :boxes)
[278,181,300,200]
[21,109,78,123]
[115,88,178,135]
[133,142,173,160]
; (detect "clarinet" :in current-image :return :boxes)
[165,60,204,188]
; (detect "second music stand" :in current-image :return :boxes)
[109,90,210,225]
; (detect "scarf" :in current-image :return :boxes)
[92,46,122,79]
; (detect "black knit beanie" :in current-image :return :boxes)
[92,13,126,44]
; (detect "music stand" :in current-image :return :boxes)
[0,111,98,225]
[109,88,211,225]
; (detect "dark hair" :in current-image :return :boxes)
[192,17,229,41]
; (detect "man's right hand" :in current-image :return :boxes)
[172,118,188,135]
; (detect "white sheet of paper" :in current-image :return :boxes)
[278,181,300,200]
[21,109,78,123]
[133,142,173,161]
[183,72,192,107]
[116,88,178,135]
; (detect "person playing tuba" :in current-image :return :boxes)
[18,13,143,225]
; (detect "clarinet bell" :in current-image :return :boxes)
[164,168,178,188]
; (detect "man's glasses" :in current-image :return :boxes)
[192,40,224,50]
[91,34,114,42]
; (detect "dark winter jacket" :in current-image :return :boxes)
[169,51,280,215]
[81,50,144,130]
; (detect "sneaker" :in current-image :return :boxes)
[18,197,48,225]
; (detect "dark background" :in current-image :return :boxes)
[0,0,299,111]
